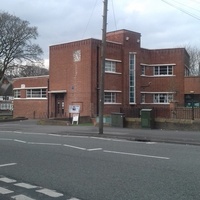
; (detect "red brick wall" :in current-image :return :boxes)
[49,38,126,117]
[13,76,49,90]
[184,77,200,94]
[106,30,142,107]
[13,99,47,119]
[12,30,190,119]
[140,48,188,106]
[13,76,49,119]
[49,39,94,117]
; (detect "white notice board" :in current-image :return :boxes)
[69,105,80,114]
[72,113,79,125]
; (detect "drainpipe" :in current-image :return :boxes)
[47,79,49,118]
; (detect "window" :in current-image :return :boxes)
[153,93,173,103]
[14,90,21,98]
[185,67,190,76]
[129,53,136,103]
[0,103,12,110]
[154,66,173,76]
[26,88,47,98]
[104,92,116,103]
[141,65,145,75]
[141,94,145,103]
[105,61,116,72]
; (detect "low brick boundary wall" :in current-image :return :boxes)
[125,118,200,131]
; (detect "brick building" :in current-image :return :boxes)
[13,29,197,119]
[13,76,49,119]
[0,77,13,114]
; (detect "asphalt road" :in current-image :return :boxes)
[0,124,200,200]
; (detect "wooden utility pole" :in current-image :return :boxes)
[99,0,108,134]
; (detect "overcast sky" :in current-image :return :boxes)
[1,0,200,67]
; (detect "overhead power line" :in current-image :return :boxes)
[82,0,99,39]
[111,0,118,31]
[170,0,200,13]
[161,0,200,20]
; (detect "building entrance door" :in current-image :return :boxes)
[55,93,65,117]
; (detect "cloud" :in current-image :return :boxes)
[1,0,200,68]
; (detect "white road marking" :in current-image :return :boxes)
[14,131,23,134]
[0,186,14,194]
[63,144,86,151]
[14,139,26,143]
[0,177,16,183]
[22,132,47,135]
[62,135,90,139]
[110,139,126,142]
[0,163,17,168]
[48,134,61,137]
[146,142,157,144]
[67,198,81,200]
[36,188,63,197]
[103,150,170,160]
[13,131,47,136]
[87,148,102,151]
[11,194,36,200]
[14,182,38,189]
[90,137,111,141]
[28,142,62,146]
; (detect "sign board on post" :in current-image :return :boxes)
[69,105,80,125]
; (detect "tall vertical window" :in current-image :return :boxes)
[129,53,136,103]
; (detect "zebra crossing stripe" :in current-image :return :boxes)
[14,182,38,189]
[0,186,14,194]
[0,176,81,200]
[0,163,17,168]
[11,194,36,200]
[0,177,16,183]
[36,188,63,197]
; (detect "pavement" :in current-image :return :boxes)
[1,119,200,146]
[61,124,200,146]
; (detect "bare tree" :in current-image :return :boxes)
[0,12,43,82]
[6,64,49,78]
[19,65,49,77]
[185,45,200,76]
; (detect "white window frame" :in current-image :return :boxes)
[105,61,116,72]
[104,92,116,103]
[129,52,136,104]
[0,103,13,110]
[153,93,173,104]
[141,94,145,103]
[14,90,21,98]
[141,65,145,75]
[26,88,47,99]
[154,66,173,76]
